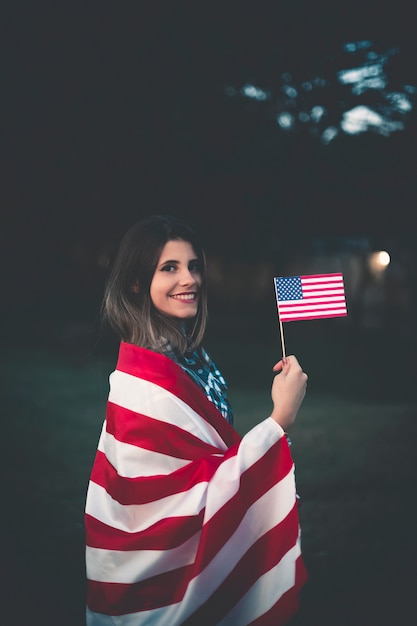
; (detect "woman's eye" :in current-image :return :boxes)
[161,264,176,272]
[189,262,201,273]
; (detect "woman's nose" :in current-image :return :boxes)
[179,267,195,285]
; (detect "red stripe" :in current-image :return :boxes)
[182,504,301,625]
[300,272,343,280]
[90,448,226,505]
[279,305,346,313]
[280,311,347,321]
[106,402,221,459]
[85,511,204,551]
[115,343,240,448]
[279,305,347,314]
[87,564,194,615]
[191,436,293,574]
[249,556,308,625]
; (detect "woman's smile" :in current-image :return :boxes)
[170,292,197,301]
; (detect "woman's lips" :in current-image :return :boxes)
[170,292,197,301]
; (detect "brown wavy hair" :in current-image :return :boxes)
[102,215,208,354]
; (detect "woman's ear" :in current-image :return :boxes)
[131,281,140,293]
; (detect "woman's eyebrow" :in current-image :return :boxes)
[159,257,199,266]
[159,259,178,265]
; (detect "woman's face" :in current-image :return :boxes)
[150,239,202,319]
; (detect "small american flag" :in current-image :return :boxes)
[274,273,347,322]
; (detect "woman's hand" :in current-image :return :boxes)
[270,355,308,430]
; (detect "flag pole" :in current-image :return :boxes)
[279,316,286,359]
[274,278,286,359]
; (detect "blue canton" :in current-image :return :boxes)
[275,277,303,301]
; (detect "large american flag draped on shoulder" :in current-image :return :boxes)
[274,273,347,322]
[85,342,307,625]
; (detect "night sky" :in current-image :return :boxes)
[2,2,416,325]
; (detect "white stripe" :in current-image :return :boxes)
[280,302,346,312]
[301,288,345,296]
[85,480,207,534]
[86,605,178,626]
[290,295,344,304]
[99,429,190,477]
[109,371,227,450]
[281,308,347,319]
[218,539,302,625]
[204,417,284,521]
[86,532,200,584]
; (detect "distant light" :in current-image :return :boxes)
[298,111,310,123]
[311,76,327,87]
[352,77,386,94]
[369,250,391,274]
[277,112,295,129]
[341,105,404,135]
[341,105,383,134]
[310,105,326,123]
[241,83,269,101]
[282,85,298,98]
[338,64,382,85]
[344,40,372,53]
[386,92,412,112]
[321,126,338,144]
[377,251,390,267]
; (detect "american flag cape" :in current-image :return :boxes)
[85,342,307,625]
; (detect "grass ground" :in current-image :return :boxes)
[1,321,416,625]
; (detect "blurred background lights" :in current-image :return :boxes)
[282,85,298,98]
[386,92,412,112]
[277,112,295,129]
[225,41,416,141]
[344,40,373,52]
[341,105,404,135]
[341,106,383,134]
[241,83,269,101]
[310,105,326,122]
[338,62,387,95]
[369,250,391,274]
[321,126,339,144]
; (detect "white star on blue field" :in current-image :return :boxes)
[275,277,303,301]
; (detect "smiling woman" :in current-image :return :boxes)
[85,215,308,625]
[149,240,202,319]
[101,216,208,354]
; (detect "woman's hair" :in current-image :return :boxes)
[102,215,208,354]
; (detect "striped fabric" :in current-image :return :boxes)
[85,342,307,625]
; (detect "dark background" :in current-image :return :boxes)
[2,1,417,336]
[1,3,417,625]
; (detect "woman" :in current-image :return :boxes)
[85,215,308,625]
